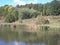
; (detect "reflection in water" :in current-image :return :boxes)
[0,40,6,45]
[0,40,46,45]
[0,25,60,45]
[14,41,19,45]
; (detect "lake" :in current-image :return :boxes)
[0,24,60,45]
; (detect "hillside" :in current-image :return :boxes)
[12,16,60,25]
[0,0,60,23]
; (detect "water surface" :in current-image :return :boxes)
[0,25,60,45]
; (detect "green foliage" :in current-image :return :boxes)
[5,14,14,23]
[0,5,19,22]
[45,0,60,15]
[31,11,40,18]
[19,0,60,16]
[18,8,40,19]
[21,10,40,19]
[21,11,31,19]
[5,10,19,23]
[0,0,60,23]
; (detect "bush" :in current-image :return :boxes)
[20,9,40,19]
[5,14,15,23]
[5,11,19,23]
[21,11,31,19]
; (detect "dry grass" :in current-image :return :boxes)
[0,16,60,32]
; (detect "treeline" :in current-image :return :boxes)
[0,0,60,23]
[16,0,60,16]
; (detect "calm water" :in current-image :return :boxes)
[0,25,60,45]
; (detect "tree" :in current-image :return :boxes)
[2,5,19,22]
[5,14,14,23]
[49,0,60,15]
[5,10,19,23]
